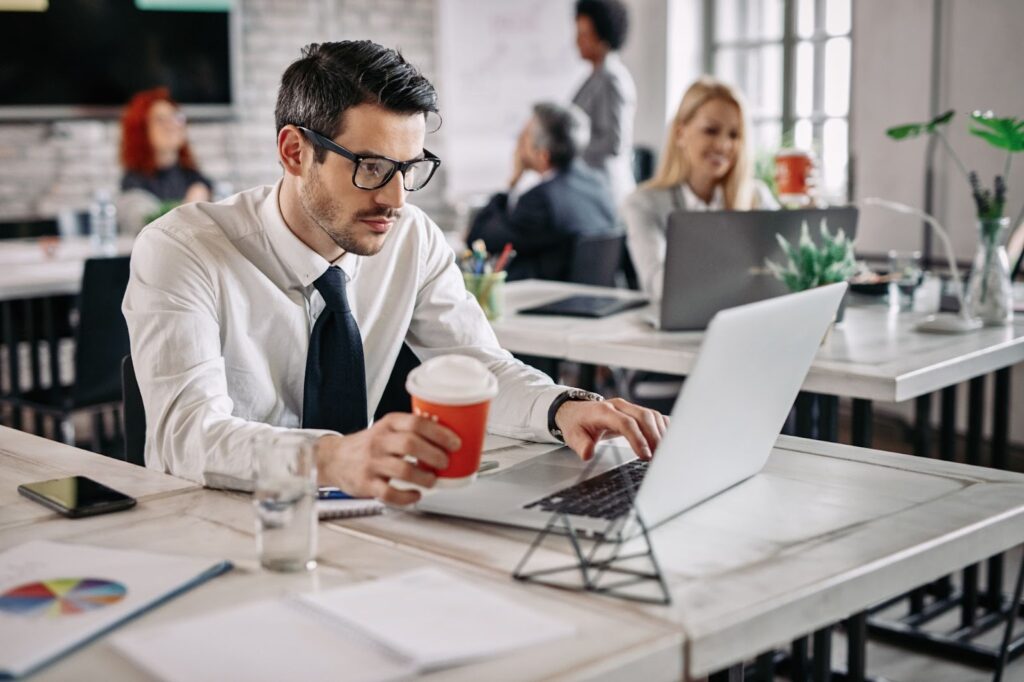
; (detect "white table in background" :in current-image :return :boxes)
[0,236,134,301]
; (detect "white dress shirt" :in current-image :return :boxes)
[123,181,567,489]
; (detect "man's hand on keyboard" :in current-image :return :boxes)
[554,398,668,462]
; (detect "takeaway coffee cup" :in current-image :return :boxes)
[400,354,498,489]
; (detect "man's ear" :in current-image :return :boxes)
[537,148,553,172]
[278,126,305,177]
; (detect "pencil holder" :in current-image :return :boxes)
[463,271,507,321]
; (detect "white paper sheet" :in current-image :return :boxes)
[298,567,575,670]
[114,600,414,682]
[0,540,230,678]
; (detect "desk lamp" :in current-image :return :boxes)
[862,197,983,333]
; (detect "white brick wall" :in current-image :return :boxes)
[0,0,450,223]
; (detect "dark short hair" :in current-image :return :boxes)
[576,0,629,50]
[531,102,590,170]
[275,41,439,162]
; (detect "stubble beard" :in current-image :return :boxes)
[299,163,397,257]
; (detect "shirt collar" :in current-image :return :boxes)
[260,179,361,289]
[681,182,725,211]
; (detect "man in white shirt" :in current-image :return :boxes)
[123,40,666,504]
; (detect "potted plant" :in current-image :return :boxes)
[886,110,1024,325]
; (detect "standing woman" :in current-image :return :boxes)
[572,0,637,206]
[623,77,778,299]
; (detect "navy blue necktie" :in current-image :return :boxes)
[302,267,368,434]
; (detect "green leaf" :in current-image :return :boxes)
[926,109,955,131]
[887,110,955,140]
[886,123,924,140]
[968,113,1024,152]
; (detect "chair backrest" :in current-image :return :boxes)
[72,256,132,407]
[0,218,59,240]
[567,233,626,288]
[632,146,656,184]
[121,355,146,467]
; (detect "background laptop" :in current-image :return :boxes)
[417,283,847,538]
[659,207,858,331]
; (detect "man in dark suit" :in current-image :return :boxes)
[468,102,618,282]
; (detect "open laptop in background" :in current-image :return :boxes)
[417,283,847,539]
[657,207,858,331]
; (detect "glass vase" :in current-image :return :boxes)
[964,217,1013,326]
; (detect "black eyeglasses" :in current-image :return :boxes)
[296,126,441,192]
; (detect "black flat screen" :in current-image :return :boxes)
[0,0,231,109]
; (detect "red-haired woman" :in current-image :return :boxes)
[120,87,211,205]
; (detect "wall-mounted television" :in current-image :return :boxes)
[0,0,234,121]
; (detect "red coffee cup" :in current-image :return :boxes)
[403,355,498,488]
[775,149,814,199]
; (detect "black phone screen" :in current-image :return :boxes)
[19,476,136,516]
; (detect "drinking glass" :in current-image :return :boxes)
[253,433,318,572]
[887,250,923,310]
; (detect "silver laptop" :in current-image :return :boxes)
[417,283,847,537]
[659,207,858,331]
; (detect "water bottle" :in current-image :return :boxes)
[89,189,118,255]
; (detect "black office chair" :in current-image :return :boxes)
[0,217,59,240]
[567,233,626,287]
[632,146,656,184]
[12,256,132,456]
[121,356,146,467]
[121,343,421,467]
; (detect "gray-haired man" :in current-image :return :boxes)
[468,102,619,282]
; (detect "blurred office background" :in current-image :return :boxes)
[0,0,1022,448]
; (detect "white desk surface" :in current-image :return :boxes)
[336,435,1024,678]
[0,236,134,301]
[498,280,1024,402]
[1,429,682,682]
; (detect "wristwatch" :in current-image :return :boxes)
[547,388,604,441]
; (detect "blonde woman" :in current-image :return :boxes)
[623,77,777,299]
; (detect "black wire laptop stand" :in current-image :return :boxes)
[511,450,672,606]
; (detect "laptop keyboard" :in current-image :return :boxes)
[523,459,649,520]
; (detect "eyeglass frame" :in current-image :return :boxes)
[295,125,441,192]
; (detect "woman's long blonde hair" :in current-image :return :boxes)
[644,76,754,210]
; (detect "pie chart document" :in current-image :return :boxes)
[0,540,231,678]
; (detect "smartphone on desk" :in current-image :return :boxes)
[18,476,137,518]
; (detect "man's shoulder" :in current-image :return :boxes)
[139,184,272,250]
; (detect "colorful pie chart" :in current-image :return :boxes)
[0,578,127,617]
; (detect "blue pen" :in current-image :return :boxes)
[317,486,353,500]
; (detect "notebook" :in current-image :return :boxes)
[318,498,385,520]
[0,540,231,679]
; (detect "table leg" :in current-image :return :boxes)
[994,548,1024,682]
[939,385,956,461]
[753,651,775,681]
[819,395,839,442]
[913,393,932,458]
[961,377,985,628]
[577,363,597,393]
[812,626,832,682]
[851,399,873,447]
[986,368,1011,610]
[791,635,809,682]
[2,300,20,430]
[796,392,815,438]
[845,611,867,682]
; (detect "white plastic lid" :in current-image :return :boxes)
[405,354,498,406]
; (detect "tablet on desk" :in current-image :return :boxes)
[518,295,648,318]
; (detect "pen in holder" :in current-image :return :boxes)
[464,270,507,321]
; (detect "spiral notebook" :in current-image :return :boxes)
[317,498,385,520]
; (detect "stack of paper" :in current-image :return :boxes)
[114,567,575,681]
